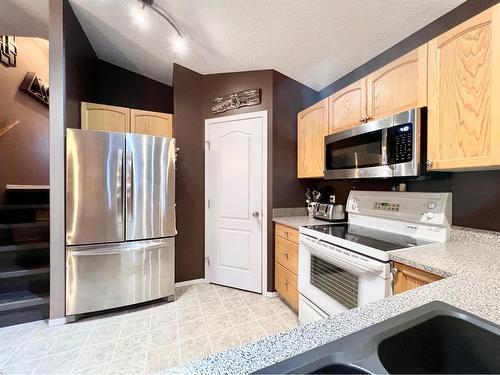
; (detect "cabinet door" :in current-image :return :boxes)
[366,45,427,120]
[297,98,329,178]
[130,109,173,137]
[81,102,130,132]
[328,78,366,133]
[427,6,500,171]
[393,262,442,294]
[275,262,298,311]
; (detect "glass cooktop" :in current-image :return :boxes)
[303,223,434,252]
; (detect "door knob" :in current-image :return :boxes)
[252,211,260,218]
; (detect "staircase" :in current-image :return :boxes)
[0,185,50,327]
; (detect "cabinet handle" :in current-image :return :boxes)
[284,231,289,238]
[283,251,289,258]
[364,116,372,122]
[283,280,289,288]
[359,117,365,123]
[426,160,433,167]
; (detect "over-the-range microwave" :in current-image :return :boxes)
[324,108,426,179]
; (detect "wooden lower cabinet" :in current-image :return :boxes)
[275,223,299,244]
[275,262,298,311]
[392,262,443,294]
[274,223,299,311]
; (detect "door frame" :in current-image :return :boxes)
[204,110,268,294]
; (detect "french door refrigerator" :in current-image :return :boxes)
[65,129,176,315]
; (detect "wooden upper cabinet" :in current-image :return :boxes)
[130,109,173,137]
[427,5,500,171]
[81,102,130,132]
[328,78,367,133]
[297,98,329,178]
[366,45,427,120]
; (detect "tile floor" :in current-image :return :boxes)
[0,283,299,374]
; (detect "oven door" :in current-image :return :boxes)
[298,235,391,317]
[324,108,420,179]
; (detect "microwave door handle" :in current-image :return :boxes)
[381,128,389,166]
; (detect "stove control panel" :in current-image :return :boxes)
[347,191,452,231]
[373,202,400,212]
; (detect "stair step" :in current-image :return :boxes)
[0,204,49,210]
[0,221,49,229]
[0,241,49,253]
[0,266,50,279]
[0,291,49,312]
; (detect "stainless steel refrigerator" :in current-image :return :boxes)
[65,129,176,315]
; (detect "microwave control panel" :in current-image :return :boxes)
[388,123,413,164]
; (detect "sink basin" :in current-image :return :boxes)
[308,363,370,374]
[255,301,500,374]
[378,315,500,374]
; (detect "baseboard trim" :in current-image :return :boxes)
[174,278,207,287]
[263,291,279,298]
[47,315,75,326]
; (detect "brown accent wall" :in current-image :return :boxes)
[63,0,98,129]
[272,71,319,208]
[174,67,319,289]
[0,37,50,203]
[95,60,173,114]
[173,64,205,282]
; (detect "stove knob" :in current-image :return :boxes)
[425,212,434,219]
[427,202,437,209]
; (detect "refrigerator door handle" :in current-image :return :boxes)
[126,151,134,222]
[116,148,123,224]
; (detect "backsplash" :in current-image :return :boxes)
[315,170,500,232]
[273,207,307,218]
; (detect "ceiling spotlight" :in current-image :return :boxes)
[172,34,187,54]
[136,0,184,38]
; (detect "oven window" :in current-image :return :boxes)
[326,129,383,170]
[310,255,358,309]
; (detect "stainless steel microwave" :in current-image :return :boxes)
[324,108,426,180]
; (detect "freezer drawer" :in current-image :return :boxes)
[66,238,175,315]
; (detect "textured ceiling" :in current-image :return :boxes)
[4,0,466,90]
[0,0,49,38]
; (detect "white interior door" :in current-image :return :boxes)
[206,113,264,293]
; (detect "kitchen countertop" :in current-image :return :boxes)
[272,215,331,229]
[165,226,500,374]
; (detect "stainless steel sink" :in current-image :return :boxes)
[255,301,500,374]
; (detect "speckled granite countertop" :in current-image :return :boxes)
[166,226,500,374]
[272,215,330,229]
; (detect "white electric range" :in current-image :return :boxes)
[298,190,452,324]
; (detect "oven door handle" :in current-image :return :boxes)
[301,238,385,274]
